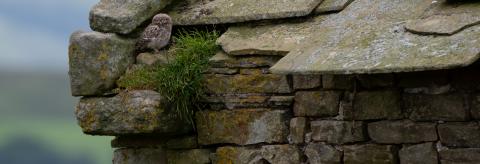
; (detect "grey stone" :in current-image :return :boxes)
[344,144,398,164]
[166,136,198,150]
[75,90,192,135]
[311,120,366,144]
[439,148,480,164]
[293,75,322,90]
[136,51,174,66]
[215,145,300,164]
[113,148,166,164]
[196,109,289,145]
[405,2,480,35]
[167,0,324,25]
[268,96,294,107]
[399,142,438,164]
[357,74,394,89]
[204,94,270,109]
[90,0,172,34]
[368,120,437,144]
[261,145,301,164]
[206,68,239,75]
[209,51,281,68]
[403,84,451,95]
[269,0,480,74]
[166,149,212,164]
[404,93,467,121]
[322,75,354,90]
[351,90,402,120]
[305,143,341,164]
[294,91,342,117]
[314,0,354,14]
[239,68,270,75]
[204,74,292,94]
[68,31,135,96]
[438,122,480,148]
[289,117,307,144]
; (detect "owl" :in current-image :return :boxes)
[137,14,173,52]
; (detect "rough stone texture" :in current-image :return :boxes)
[405,1,480,35]
[268,96,294,107]
[368,120,437,144]
[206,68,239,75]
[196,109,289,145]
[304,143,342,164]
[322,75,354,90]
[269,0,480,74]
[205,94,270,109]
[215,145,300,164]
[293,75,322,90]
[404,93,467,121]
[111,136,165,148]
[113,148,166,164]
[357,74,394,89]
[344,144,398,164]
[167,0,324,25]
[294,91,342,117]
[289,117,307,144]
[399,142,438,164]
[209,51,281,68]
[89,0,172,34]
[204,74,291,94]
[311,120,366,144]
[166,149,212,164]
[351,90,402,120]
[166,136,198,150]
[472,94,480,119]
[440,148,480,164]
[75,90,192,135]
[314,0,354,14]
[136,51,174,66]
[68,31,135,96]
[438,122,480,148]
[239,68,270,75]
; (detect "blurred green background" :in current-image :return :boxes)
[0,0,112,163]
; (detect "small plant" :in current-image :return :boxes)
[117,29,219,127]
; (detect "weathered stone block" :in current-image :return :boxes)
[137,51,174,66]
[344,144,398,164]
[294,91,342,117]
[209,51,281,68]
[167,149,212,164]
[439,148,480,164]
[399,142,438,164]
[206,68,239,75]
[293,75,322,90]
[204,94,270,109]
[311,120,366,144]
[204,74,291,94]
[196,109,289,145]
[404,93,467,121]
[166,136,198,150]
[322,75,354,90]
[90,0,172,34]
[68,31,135,96]
[111,136,164,148]
[368,120,437,144]
[75,90,192,135]
[215,145,300,164]
[305,143,341,164]
[268,96,294,107]
[438,122,480,148]
[289,117,307,144]
[239,68,269,75]
[351,90,402,120]
[357,74,394,89]
[113,148,166,164]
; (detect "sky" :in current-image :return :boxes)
[0,0,99,73]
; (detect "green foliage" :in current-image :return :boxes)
[117,29,219,126]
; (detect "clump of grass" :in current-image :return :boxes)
[157,29,219,126]
[117,29,219,127]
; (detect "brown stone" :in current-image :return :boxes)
[404,93,467,121]
[368,120,437,144]
[439,148,480,164]
[166,136,198,150]
[399,142,438,164]
[209,51,281,68]
[344,144,398,164]
[113,148,166,164]
[111,136,165,148]
[294,91,342,117]
[438,122,480,148]
[206,68,239,75]
[166,149,212,164]
[261,145,301,164]
[293,75,322,90]
[305,143,341,164]
[204,74,291,94]
[322,75,354,90]
[351,90,402,120]
[311,120,366,144]
[215,145,300,164]
[204,94,270,109]
[239,68,270,75]
[289,117,307,144]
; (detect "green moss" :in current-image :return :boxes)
[117,66,159,90]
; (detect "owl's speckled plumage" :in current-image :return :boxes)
[137,14,172,52]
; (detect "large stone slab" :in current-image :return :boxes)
[294,91,342,117]
[69,31,135,96]
[289,117,307,144]
[350,90,402,120]
[209,51,281,68]
[439,148,480,164]
[215,145,300,164]
[167,0,324,25]
[196,109,289,145]
[403,93,467,121]
[344,144,398,164]
[113,148,166,164]
[204,74,292,94]
[75,90,192,135]
[399,143,438,164]
[90,0,172,34]
[438,122,480,148]
[269,0,480,74]
[311,120,366,144]
[368,120,437,144]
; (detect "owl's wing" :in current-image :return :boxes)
[142,25,162,40]
[155,27,172,41]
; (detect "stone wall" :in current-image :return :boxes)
[108,50,480,164]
